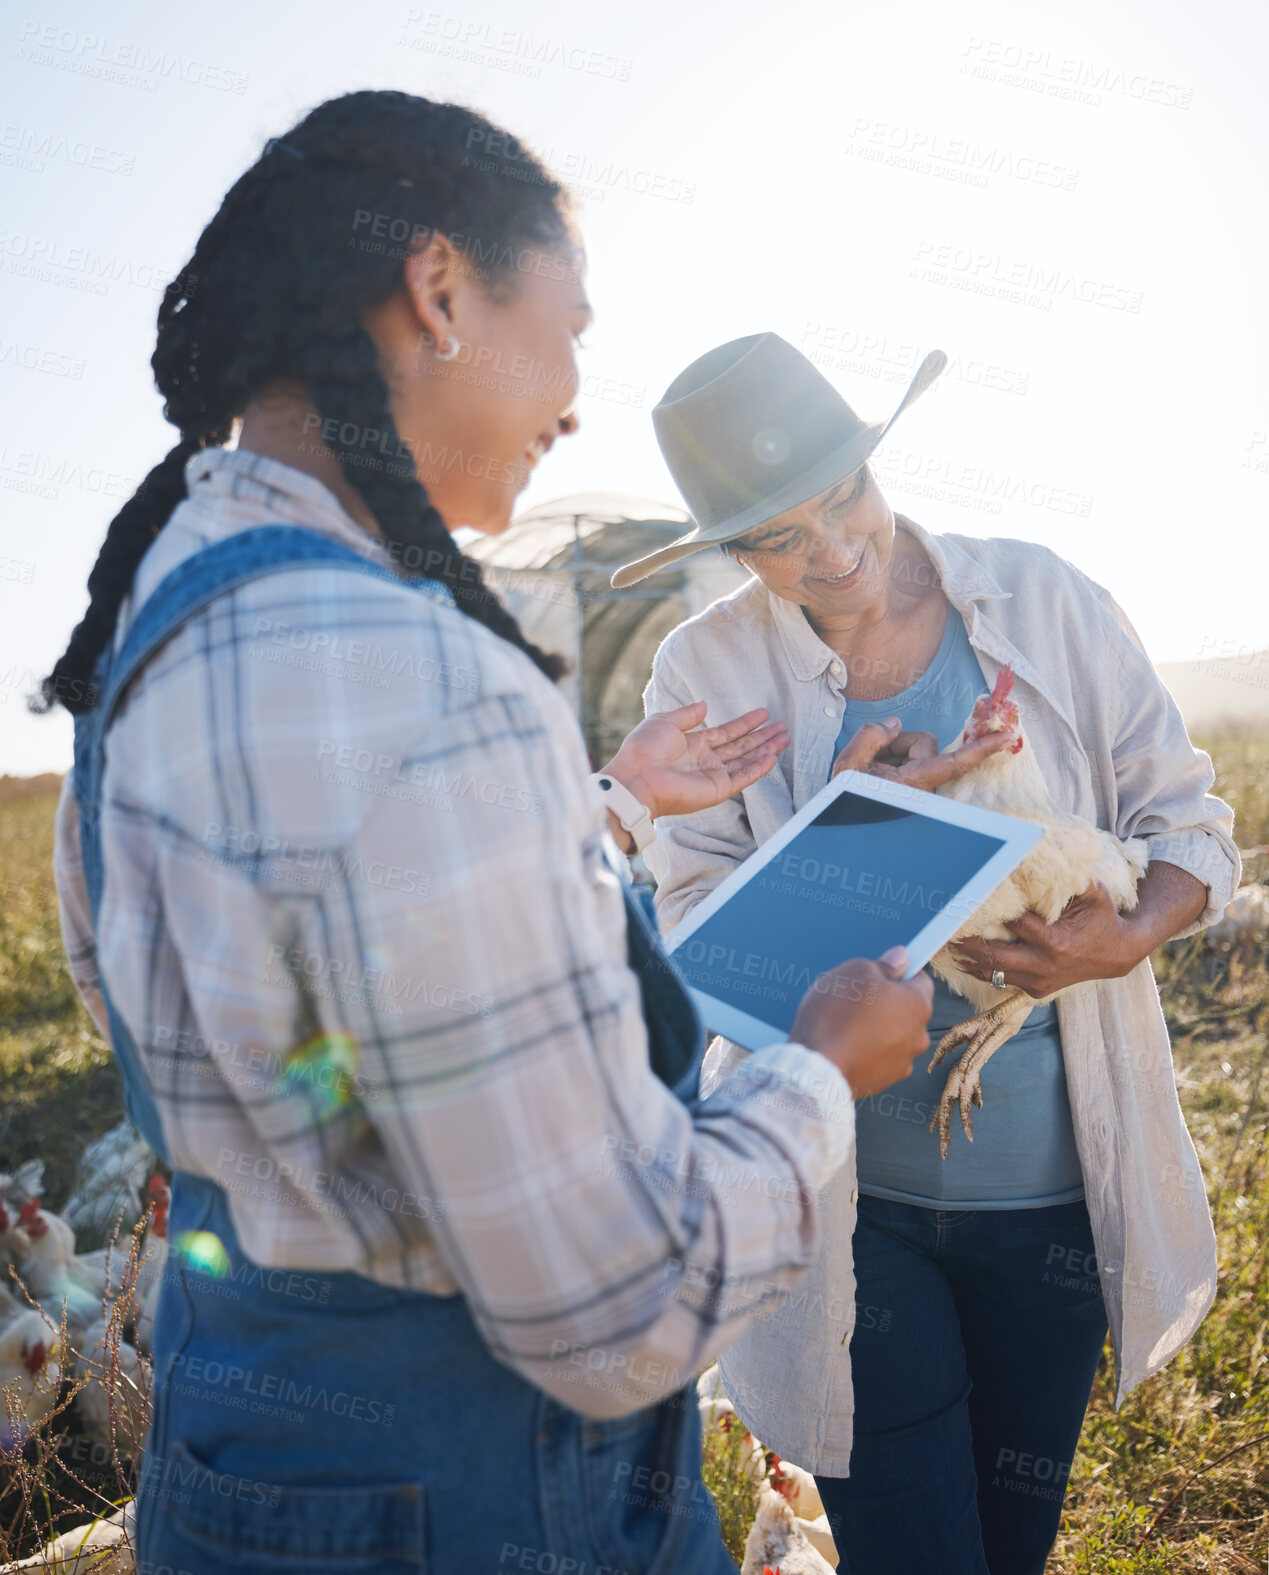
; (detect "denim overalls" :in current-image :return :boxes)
[72,526,738,1574]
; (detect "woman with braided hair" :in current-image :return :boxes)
[44,91,931,1571]
[41,92,571,710]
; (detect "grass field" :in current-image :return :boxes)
[1,733,1267,1569]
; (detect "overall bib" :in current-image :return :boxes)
[71,525,737,1574]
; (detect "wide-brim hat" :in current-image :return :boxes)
[610,334,946,589]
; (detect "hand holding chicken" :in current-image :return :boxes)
[951,881,1145,1000]
[923,666,1149,1155]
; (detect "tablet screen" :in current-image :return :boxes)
[669,788,1004,1039]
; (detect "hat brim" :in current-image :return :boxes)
[610,348,947,589]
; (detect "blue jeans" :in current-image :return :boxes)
[816,1195,1108,1575]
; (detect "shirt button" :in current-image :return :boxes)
[830,662,843,676]
[823,705,835,717]
[849,1187,859,1204]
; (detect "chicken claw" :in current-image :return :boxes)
[928,991,1033,1157]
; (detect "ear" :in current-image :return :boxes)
[401,233,484,355]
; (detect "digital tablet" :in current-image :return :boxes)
[663,769,1044,1052]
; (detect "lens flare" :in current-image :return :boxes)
[171,1229,230,1279]
[280,1031,360,1122]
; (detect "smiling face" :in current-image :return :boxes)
[442,252,591,528]
[371,236,591,534]
[727,463,896,621]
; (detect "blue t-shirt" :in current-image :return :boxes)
[836,609,1085,1209]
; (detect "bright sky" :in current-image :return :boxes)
[2,0,1265,773]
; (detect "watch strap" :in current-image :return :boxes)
[589,772,656,854]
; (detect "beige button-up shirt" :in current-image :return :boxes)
[643,517,1240,1474]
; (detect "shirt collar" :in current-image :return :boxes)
[183,446,399,571]
[767,514,1014,683]
[768,592,839,682]
[896,515,1013,610]
[901,517,1080,736]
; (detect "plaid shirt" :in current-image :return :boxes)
[54,446,854,1417]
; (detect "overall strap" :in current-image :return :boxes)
[100,524,450,730]
[69,525,447,1159]
[623,877,707,1104]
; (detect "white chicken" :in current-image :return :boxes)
[4,1196,106,1335]
[0,1158,44,1210]
[927,665,1149,1156]
[1204,882,1269,948]
[739,1481,837,1575]
[0,1307,63,1450]
[697,1367,838,1570]
[0,1195,34,1280]
[0,1281,25,1329]
[61,1117,156,1241]
[71,1317,148,1445]
[11,1501,136,1573]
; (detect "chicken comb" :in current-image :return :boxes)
[148,1173,170,1237]
[989,664,1015,704]
[17,1197,48,1238]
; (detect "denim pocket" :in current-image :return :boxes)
[574,1393,725,1575]
[162,1437,426,1568]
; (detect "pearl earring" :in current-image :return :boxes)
[434,335,462,362]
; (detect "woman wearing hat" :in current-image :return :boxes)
[617,336,1239,1575]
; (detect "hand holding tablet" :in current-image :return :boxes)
[788,946,935,1098]
[664,769,1044,1056]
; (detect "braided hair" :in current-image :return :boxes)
[37,90,571,715]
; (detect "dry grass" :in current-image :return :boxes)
[702,1409,766,1560]
[1,1218,154,1566]
[1059,729,1269,1573]
[1049,939,1268,1574]
[0,785,124,1232]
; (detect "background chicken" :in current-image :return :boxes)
[927,665,1148,1155]
[5,1196,106,1336]
[0,1307,62,1451]
[739,1482,837,1575]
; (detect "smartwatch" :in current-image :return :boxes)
[588,772,656,855]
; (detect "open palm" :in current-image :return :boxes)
[831,719,1019,791]
[603,700,790,820]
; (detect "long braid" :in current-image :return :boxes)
[37,155,242,714]
[39,436,212,711]
[38,89,574,715]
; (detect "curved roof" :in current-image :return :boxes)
[465,494,746,764]
[466,492,692,577]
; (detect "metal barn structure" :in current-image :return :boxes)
[465,494,749,766]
